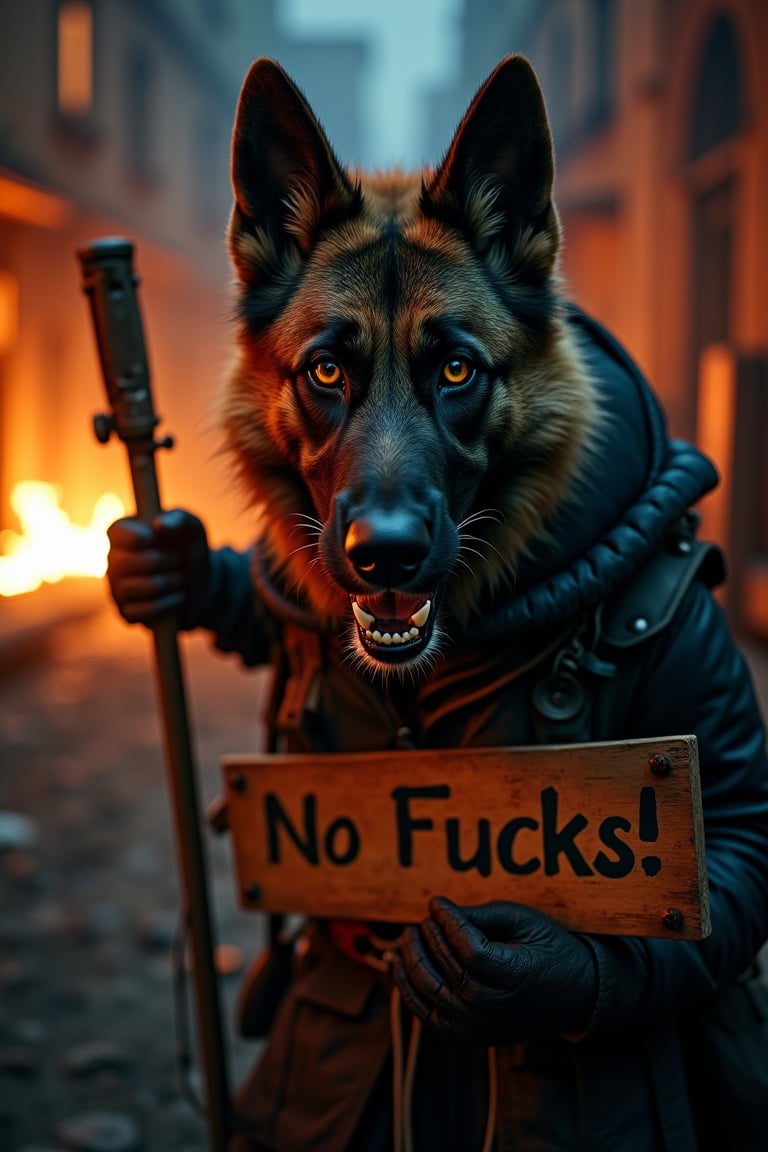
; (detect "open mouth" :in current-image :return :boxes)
[351,591,435,662]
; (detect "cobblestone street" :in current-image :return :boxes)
[1,589,768,1152]
[0,598,272,1151]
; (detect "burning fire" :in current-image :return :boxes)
[0,481,125,597]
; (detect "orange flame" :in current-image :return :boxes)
[0,482,125,596]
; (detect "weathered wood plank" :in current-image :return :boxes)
[221,736,709,939]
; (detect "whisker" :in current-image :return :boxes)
[287,541,322,558]
[287,525,323,545]
[459,532,504,565]
[459,545,489,565]
[456,509,503,531]
[284,548,326,603]
[287,511,324,530]
[453,554,474,575]
[455,508,505,577]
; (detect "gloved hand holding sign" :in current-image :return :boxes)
[393,896,598,1045]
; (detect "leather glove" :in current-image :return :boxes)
[393,896,597,1045]
[106,509,212,630]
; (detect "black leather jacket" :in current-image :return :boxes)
[198,312,768,1151]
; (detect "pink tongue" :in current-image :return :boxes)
[358,592,427,622]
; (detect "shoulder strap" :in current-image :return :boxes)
[601,514,725,649]
[532,514,725,744]
[270,623,327,752]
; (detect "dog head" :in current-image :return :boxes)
[220,56,598,677]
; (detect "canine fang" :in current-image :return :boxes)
[410,601,431,628]
[352,600,375,629]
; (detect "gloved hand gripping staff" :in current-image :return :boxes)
[77,237,232,1150]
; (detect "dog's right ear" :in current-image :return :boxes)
[229,58,359,290]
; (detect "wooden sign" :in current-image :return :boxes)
[221,736,710,939]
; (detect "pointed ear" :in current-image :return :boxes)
[423,56,559,279]
[229,58,360,287]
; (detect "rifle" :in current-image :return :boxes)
[77,237,232,1150]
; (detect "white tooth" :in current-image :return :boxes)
[372,630,383,643]
[382,632,393,645]
[352,601,375,629]
[392,632,403,644]
[410,600,431,628]
[409,627,419,639]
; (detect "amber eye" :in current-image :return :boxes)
[309,358,343,388]
[441,358,473,386]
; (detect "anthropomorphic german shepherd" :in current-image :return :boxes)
[107,56,768,1152]
[222,56,597,676]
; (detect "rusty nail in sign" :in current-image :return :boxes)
[649,754,672,777]
[662,908,684,931]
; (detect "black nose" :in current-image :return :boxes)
[345,509,431,587]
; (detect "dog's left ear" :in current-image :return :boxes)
[423,56,559,279]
